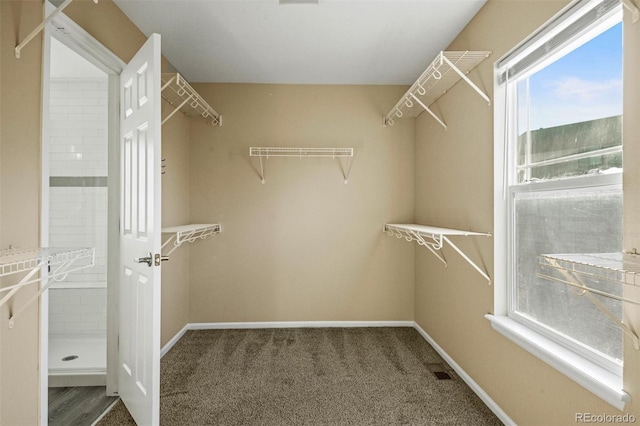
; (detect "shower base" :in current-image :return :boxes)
[49,335,107,387]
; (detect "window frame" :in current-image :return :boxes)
[489,0,629,410]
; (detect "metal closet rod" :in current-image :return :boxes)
[15,0,98,59]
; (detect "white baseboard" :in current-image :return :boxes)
[160,320,513,426]
[161,321,413,356]
[188,320,415,330]
[161,324,190,358]
[412,322,515,426]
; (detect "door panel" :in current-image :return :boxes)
[119,33,162,425]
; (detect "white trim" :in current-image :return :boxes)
[486,314,630,411]
[39,22,53,426]
[160,324,190,358]
[188,321,415,330]
[160,322,415,357]
[46,1,125,75]
[105,71,121,396]
[412,322,516,426]
[40,1,124,404]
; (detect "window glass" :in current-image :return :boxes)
[513,188,623,362]
[516,24,622,184]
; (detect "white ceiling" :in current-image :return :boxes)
[113,0,486,85]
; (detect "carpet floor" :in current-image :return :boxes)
[98,327,502,425]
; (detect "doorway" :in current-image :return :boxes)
[40,6,125,424]
[46,36,109,390]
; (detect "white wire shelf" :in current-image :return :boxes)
[161,73,221,126]
[384,51,491,129]
[161,224,222,257]
[538,252,640,349]
[249,147,354,184]
[384,223,492,283]
[0,247,94,280]
[0,247,95,328]
[249,147,353,158]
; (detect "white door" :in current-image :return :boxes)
[119,33,162,426]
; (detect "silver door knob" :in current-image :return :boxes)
[134,252,153,267]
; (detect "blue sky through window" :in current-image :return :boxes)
[522,23,622,132]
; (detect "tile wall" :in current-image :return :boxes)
[48,78,108,337]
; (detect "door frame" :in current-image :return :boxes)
[40,3,125,423]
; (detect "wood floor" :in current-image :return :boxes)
[48,386,118,426]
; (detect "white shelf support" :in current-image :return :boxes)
[161,224,222,257]
[538,253,640,350]
[440,55,491,105]
[442,236,491,283]
[622,0,640,23]
[15,0,98,59]
[409,93,447,130]
[0,247,95,328]
[249,147,354,184]
[161,73,221,126]
[384,223,492,284]
[384,51,491,128]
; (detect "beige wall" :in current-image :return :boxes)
[414,0,640,424]
[0,0,191,421]
[160,106,191,345]
[188,83,415,323]
[1,2,45,424]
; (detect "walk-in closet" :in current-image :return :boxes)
[1,0,640,425]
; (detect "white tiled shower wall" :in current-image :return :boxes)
[48,78,108,337]
[49,288,107,335]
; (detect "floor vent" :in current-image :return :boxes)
[427,363,453,380]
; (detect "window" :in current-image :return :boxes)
[491,0,628,408]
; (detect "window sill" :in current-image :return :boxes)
[485,314,630,411]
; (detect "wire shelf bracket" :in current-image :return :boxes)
[15,0,99,59]
[161,224,222,257]
[538,252,640,350]
[0,247,95,328]
[384,223,492,284]
[383,51,491,129]
[161,73,222,126]
[249,147,354,184]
